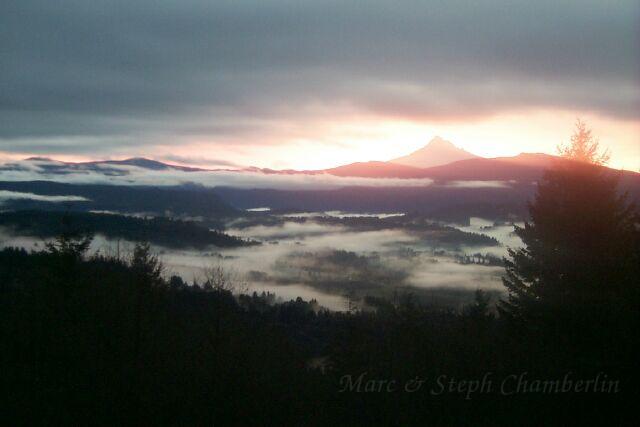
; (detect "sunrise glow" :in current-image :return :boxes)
[149,110,639,171]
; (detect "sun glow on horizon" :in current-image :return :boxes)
[4,110,637,173]
[166,109,639,171]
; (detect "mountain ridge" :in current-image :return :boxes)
[20,149,638,183]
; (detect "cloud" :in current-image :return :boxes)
[227,222,345,240]
[444,180,511,189]
[456,217,524,258]
[406,258,504,290]
[1,0,637,156]
[0,158,436,190]
[159,154,242,168]
[0,190,89,204]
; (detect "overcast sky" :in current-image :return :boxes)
[1,0,638,169]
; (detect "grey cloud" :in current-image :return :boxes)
[160,154,241,168]
[1,0,638,153]
[0,190,89,204]
[0,158,436,190]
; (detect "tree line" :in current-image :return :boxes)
[0,121,638,425]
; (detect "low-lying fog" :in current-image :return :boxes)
[0,159,518,191]
[0,215,522,311]
[457,217,524,258]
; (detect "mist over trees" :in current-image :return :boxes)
[0,210,257,249]
[0,122,638,424]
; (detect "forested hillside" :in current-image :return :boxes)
[0,211,256,249]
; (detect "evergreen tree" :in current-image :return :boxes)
[45,212,93,259]
[463,289,492,319]
[499,121,639,328]
[557,118,610,165]
[130,241,163,287]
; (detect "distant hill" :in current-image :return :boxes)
[419,153,558,181]
[0,210,257,249]
[83,157,205,172]
[236,144,566,182]
[23,157,208,174]
[390,137,479,168]
[315,152,640,184]
[14,152,536,183]
[324,161,427,179]
[0,181,239,219]
[4,154,639,223]
[306,153,556,181]
[215,154,640,221]
[17,149,636,187]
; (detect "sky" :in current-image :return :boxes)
[1,0,639,170]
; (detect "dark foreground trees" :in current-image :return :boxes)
[500,121,639,324]
[499,122,639,385]
[0,244,318,425]
[1,121,638,424]
[1,242,636,425]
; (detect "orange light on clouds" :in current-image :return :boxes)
[146,109,640,172]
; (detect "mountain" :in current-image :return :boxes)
[323,161,427,179]
[313,153,640,190]
[0,210,256,249]
[0,181,239,218]
[418,153,557,181]
[217,156,640,221]
[22,157,208,175]
[390,136,479,168]
[7,153,639,222]
[312,153,557,180]
[89,157,183,170]
[77,157,208,172]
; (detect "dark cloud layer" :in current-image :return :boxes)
[1,0,638,155]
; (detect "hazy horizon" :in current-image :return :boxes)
[2,134,639,173]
